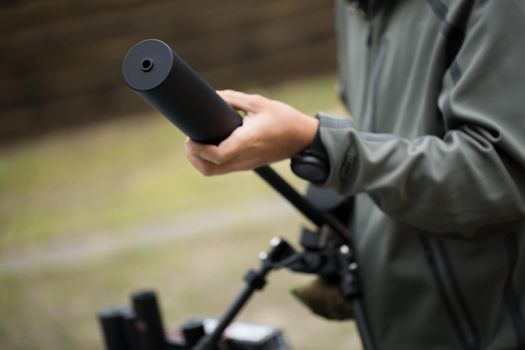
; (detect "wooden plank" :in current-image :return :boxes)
[0,0,337,141]
[204,37,337,87]
[2,1,332,74]
[1,6,334,108]
[0,0,152,33]
[0,37,336,143]
[0,0,332,95]
[0,0,327,42]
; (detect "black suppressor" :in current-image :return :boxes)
[123,39,241,145]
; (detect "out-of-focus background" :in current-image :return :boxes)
[0,0,360,349]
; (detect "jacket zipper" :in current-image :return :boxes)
[362,4,389,133]
[419,236,481,350]
[358,23,374,125]
[368,38,388,133]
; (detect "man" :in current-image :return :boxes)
[185,0,525,349]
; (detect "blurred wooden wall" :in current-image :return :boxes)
[0,0,336,143]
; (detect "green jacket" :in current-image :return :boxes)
[318,1,525,349]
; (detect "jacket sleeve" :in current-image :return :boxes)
[319,1,525,238]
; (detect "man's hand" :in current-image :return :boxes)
[185,89,319,176]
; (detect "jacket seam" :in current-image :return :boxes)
[504,232,525,347]
[426,0,448,21]
[368,37,389,133]
[425,0,477,71]
[419,235,481,350]
[435,240,481,349]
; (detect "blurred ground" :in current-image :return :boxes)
[0,74,361,350]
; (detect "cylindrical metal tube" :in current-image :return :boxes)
[181,319,207,347]
[98,306,132,350]
[122,39,241,145]
[122,310,141,350]
[131,290,167,350]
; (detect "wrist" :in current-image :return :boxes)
[297,114,320,151]
[290,113,329,183]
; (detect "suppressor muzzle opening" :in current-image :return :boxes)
[141,58,154,72]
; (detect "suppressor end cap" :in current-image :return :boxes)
[122,39,173,91]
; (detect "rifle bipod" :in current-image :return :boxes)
[98,224,371,350]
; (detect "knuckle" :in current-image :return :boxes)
[218,90,231,97]
[251,94,265,103]
[213,152,229,165]
[247,94,262,107]
[203,150,223,165]
[200,163,216,177]
[200,167,212,176]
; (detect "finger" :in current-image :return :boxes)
[185,138,218,163]
[188,151,243,176]
[217,90,266,113]
[187,140,258,175]
[186,138,237,165]
[186,151,221,176]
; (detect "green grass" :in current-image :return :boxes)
[0,218,360,350]
[0,74,344,254]
[0,73,360,350]
[0,117,267,252]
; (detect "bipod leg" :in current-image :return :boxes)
[194,238,296,350]
[338,246,376,350]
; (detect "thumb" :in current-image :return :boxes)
[218,90,265,113]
